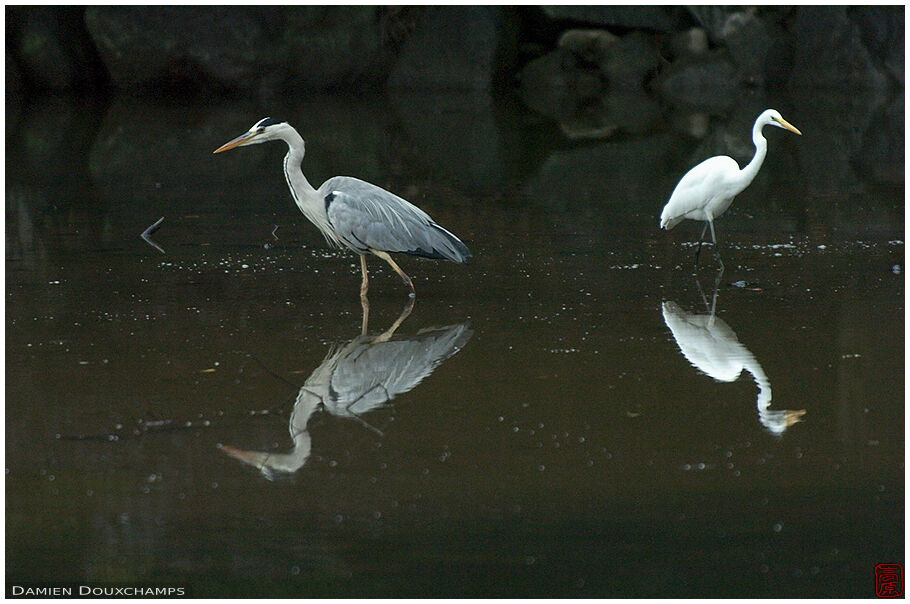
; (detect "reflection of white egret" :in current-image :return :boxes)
[221,304,472,478]
[661,276,805,434]
[659,109,802,267]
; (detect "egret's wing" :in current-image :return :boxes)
[661,301,745,382]
[321,176,470,263]
[660,156,739,229]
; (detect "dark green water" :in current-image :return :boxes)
[6,88,903,597]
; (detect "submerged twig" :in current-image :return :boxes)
[141,216,166,253]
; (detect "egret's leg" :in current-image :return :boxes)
[371,250,416,298]
[694,222,709,266]
[707,218,724,269]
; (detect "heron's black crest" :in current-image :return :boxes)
[255,117,284,129]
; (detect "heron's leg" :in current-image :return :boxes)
[707,218,724,269]
[359,255,369,298]
[359,255,370,335]
[371,250,416,298]
[360,294,370,336]
[373,297,415,343]
[694,222,709,267]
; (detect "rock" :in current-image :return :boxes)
[558,103,618,141]
[85,6,387,92]
[850,6,904,86]
[7,6,104,90]
[668,28,709,59]
[854,93,904,185]
[282,6,389,90]
[519,49,604,122]
[541,6,683,33]
[685,6,736,43]
[387,6,518,90]
[788,6,889,89]
[519,48,579,90]
[602,92,663,135]
[388,91,509,190]
[7,54,24,116]
[557,29,617,65]
[523,132,676,209]
[599,31,661,90]
[656,55,741,110]
[721,12,775,84]
[556,91,662,140]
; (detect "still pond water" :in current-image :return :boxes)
[6,88,904,597]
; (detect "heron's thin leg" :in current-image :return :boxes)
[359,255,370,335]
[359,255,369,298]
[373,297,415,343]
[694,222,709,267]
[707,218,724,269]
[360,293,370,336]
[371,250,415,298]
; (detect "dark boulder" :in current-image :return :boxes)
[7,6,105,91]
[85,6,387,92]
[387,6,518,90]
[599,31,661,90]
[540,6,684,33]
[656,55,741,111]
[788,6,889,89]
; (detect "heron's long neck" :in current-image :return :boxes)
[281,130,320,217]
[739,122,769,191]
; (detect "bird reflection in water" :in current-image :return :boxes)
[220,300,472,479]
[661,271,805,435]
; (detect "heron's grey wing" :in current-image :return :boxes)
[325,324,473,417]
[321,177,470,263]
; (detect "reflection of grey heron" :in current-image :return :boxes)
[214,118,471,298]
[661,274,805,434]
[660,109,801,267]
[221,303,473,478]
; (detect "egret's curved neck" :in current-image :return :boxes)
[744,356,771,410]
[738,120,769,191]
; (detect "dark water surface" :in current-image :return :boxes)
[6,89,903,597]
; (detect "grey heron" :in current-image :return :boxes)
[660,109,801,267]
[220,302,473,478]
[214,117,471,298]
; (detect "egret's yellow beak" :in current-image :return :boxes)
[774,116,802,136]
[213,130,258,154]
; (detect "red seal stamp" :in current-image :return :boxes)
[875,563,904,597]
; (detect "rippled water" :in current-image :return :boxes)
[6,89,903,597]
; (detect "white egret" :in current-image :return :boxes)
[214,117,471,298]
[659,109,802,267]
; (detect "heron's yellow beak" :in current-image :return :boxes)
[775,116,802,136]
[213,131,257,154]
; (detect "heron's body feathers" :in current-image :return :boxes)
[321,176,471,264]
[214,117,471,296]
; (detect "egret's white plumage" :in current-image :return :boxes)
[214,117,470,297]
[660,109,802,266]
